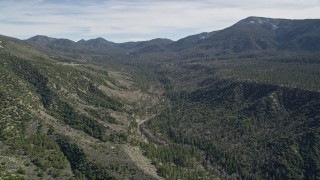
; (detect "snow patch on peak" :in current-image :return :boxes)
[198,32,217,40]
[240,17,281,30]
[246,17,267,24]
[199,35,207,40]
[272,24,278,30]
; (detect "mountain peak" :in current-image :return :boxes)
[95,37,107,41]
[77,39,86,43]
[238,16,277,25]
[76,37,117,50]
[27,35,77,45]
[79,37,114,44]
[89,37,108,43]
[28,35,56,43]
[235,16,287,31]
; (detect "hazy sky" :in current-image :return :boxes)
[0,0,319,42]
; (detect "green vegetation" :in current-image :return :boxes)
[77,83,123,111]
[57,135,136,180]
[12,135,68,178]
[0,169,25,180]
[0,36,155,179]
[50,100,108,141]
[2,17,320,179]
[145,77,320,179]
[109,131,128,143]
[9,56,53,108]
[0,93,31,141]
[140,142,215,179]
[213,56,320,91]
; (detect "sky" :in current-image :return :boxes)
[0,0,319,42]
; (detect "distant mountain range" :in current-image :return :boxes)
[26,16,320,55]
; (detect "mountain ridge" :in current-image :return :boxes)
[25,16,320,54]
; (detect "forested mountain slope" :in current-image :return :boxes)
[133,17,320,179]
[0,35,162,179]
[1,16,320,179]
[169,17,320,53]
[145,65,320,179]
